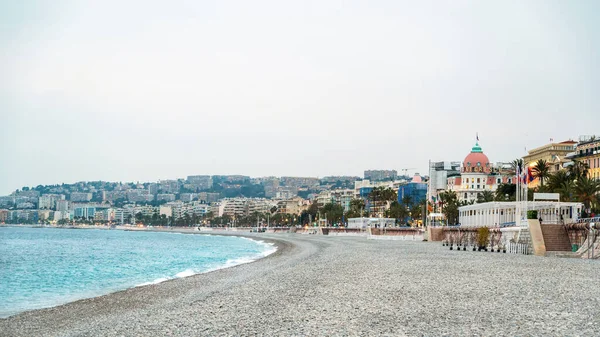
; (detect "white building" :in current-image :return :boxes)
[56,200,69,212]
[39,194,66,210]
[70,192,92,202]
[446,142,516,203]
[348,217,396,229]
[458,201,582,227]
[156,194,176,202]
[428,161,461,203]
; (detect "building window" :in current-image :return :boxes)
[477,185,480,189]
[465,193,468,199]
[497,178,501,184]
[477,178,480,183]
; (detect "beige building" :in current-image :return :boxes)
[522,140,577,187]
[276,197,308,215]
[570,135,600,181]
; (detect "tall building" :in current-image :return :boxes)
[55,200,69,211]
[570,135,600,180]
[427,161,461,203]
[198,192,220,203]
[364,170,397,181]
[187,175,213,190]
[262,178,280,198]
[156,194,176,202]
[74,207,96,219]
[70,192,92,202]
[398,174,427,204]
[38,194,66,210]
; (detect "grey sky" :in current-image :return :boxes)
[1,0,599,194]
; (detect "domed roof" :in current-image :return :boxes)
[462,142,490,173]
[411,174,422,183]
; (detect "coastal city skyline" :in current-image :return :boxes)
[2,1,600,334]
[3,1,599,196]
[0,135,589,195]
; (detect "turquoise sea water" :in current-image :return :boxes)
[0,227,275,318]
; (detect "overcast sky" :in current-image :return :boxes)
[1,0,599,194]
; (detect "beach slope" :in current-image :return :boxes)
[1,234,600,336]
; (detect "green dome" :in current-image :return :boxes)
[471,142,483,153]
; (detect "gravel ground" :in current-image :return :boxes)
[1,233,600,336]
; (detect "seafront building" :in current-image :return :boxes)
[397,174,427,204]
[446,142,516,202]
[522,139,577,188]
[568,135,600,180]
[458,201,582,227]
[276,197,309,215]
[427,161,461,204]
[315,189,354,211]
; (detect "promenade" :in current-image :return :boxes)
[1,233,599,336]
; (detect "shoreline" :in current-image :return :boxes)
[0,226,286,320]
[2,231,600,335]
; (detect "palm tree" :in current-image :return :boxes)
[557,180,576,202]
[532,159,550,187]
[476,190,494,203]
[494,183,516,201]
[568,160,589,181]
[574,177,600,215]
[401,195,413,208]
[547,170,572,192]
[510,158,524,175]
[368,187,397,217]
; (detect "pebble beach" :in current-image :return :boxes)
[1,232,600,336]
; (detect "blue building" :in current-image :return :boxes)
[358,187,373,199]
[74,207,96,219]
[397,181,427,205]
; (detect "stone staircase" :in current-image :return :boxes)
[540,224,572,252]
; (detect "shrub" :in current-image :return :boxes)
[477,227,490,248]
[527,210,538,219]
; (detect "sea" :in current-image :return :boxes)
[0,226,276,318]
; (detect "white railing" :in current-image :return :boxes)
[507,241,531,255]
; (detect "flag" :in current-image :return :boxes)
[476,133,479,142]
[523,166,534,184]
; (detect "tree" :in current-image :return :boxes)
[547,170,572,192]
[411,200,425,223]
[321,203,344,225]
[387,201,408,223]
[568,160,590,181]
[494,183,516,201]
[346,198,366,218]
[368,187,397,217]
[438,190,459,225]
[574,177,600,215]
[401,195,413,208]
[531,159,550,187]
[510,158,524,175]
[476,190,494,203]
